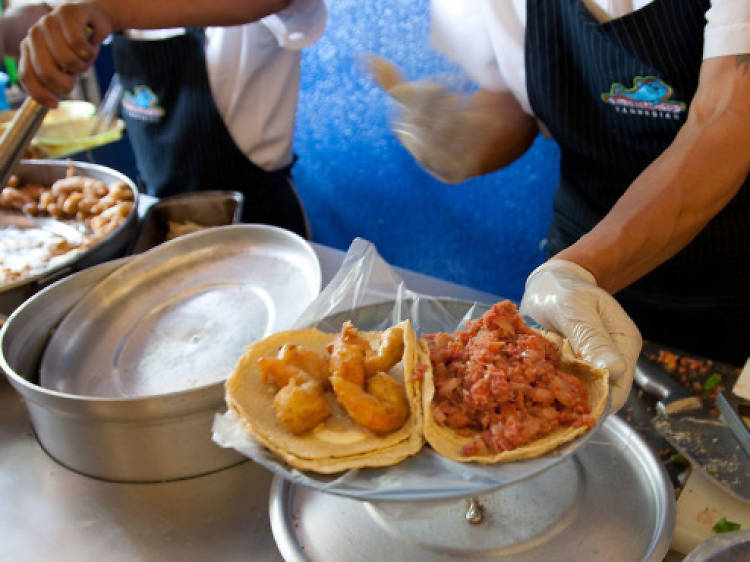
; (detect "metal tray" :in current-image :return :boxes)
[40,224,321,398]
[0,159,139,316]
[129,190,243,254]
[269,415,675,562]
[212,299,611,502]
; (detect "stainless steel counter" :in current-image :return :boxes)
[0,243,500,562]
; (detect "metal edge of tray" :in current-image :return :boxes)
[269,475,309,562]
[610,414,676,562]
[268,414,676,562]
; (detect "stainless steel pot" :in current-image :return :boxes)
[0,258,245,482]
[0,159,139,316]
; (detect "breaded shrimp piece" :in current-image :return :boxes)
[365,326,404,376]
[273,378,330,435]
[330,371,408,434]
[277,344,330,387]
[258,357,308,387]
[328,321,367,387]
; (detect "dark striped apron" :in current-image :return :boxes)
[111,29,310,238]
[526,0,750,364]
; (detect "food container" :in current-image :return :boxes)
[129,190,243,254]
[0,258,246,482]
[34,117,125,158]
[0,224,323,482]
[0,159,139,316]
[0,101,98,158]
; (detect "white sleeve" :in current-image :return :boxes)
[261,0,327,50]
[703,0,750,58]
[429,0,507,92]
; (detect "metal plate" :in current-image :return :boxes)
[684,530,750,561]
[269,415,675,562]
[40,224,321,398]
[212,299,611,501]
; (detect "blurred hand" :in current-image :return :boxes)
[1,2,51,58]
[519,259,642,412]
[19,2,113,107]
[368,55,486,184]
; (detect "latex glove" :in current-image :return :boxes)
[367,55,486,184]
[519,259,642,412]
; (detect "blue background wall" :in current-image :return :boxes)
[292,0,560,302]
[93,0,562,303]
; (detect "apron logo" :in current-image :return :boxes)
[121,86,165,123]
[601,76,686,119]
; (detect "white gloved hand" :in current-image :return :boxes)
[519,259,642,412]
[367,55,485,183]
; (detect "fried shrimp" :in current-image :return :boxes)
[330,371,409,434]
[365,326,404,376]
[273,377,331,435]
[259,344,330,388]
[259,358,308,387]
[328,321,367,387]
[278,344,330,386]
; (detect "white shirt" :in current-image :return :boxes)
[431,0,750,115]
[126,0,327,171]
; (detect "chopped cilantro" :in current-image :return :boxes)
[703,373,722,392]
[667,454,689,468]
[712,517,741,534]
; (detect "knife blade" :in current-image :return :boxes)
[634,355,750,503]
[716,391,750,458]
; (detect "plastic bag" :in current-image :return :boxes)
[212,238,605,501]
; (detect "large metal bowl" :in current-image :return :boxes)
[0,159,139,316]
[0,258,246,482]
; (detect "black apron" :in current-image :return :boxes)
[111,29,310,238]
[525,0,750,365]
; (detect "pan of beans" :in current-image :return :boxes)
[0,159,139,315]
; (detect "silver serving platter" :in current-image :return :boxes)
[40,224,321,398]
[269,415,675,561]
[212,299,611,501]
[0,159,139,315]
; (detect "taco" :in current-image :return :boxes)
[225,320,424,473]
[419,300,609,463]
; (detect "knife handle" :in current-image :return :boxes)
[634,355,702,414]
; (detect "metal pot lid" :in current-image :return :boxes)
[269,415,675,562]
[40,224,321,398]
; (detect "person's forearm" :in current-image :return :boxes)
[465,89,539,175]
[96,0,292,31]
[557,54,750,294]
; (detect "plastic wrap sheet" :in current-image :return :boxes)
[212,238,609,501]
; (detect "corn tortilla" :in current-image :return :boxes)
[419,330,609,463]
[225,320,424,473]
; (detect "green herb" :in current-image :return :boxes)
[2,56,17,85]
[712,517,741,534]
[703,373,722,392]
[667,454,689,468]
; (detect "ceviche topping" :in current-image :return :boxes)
[425,300,594,456]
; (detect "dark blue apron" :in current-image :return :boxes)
[111,29,310,238]
[525,0,749,364]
